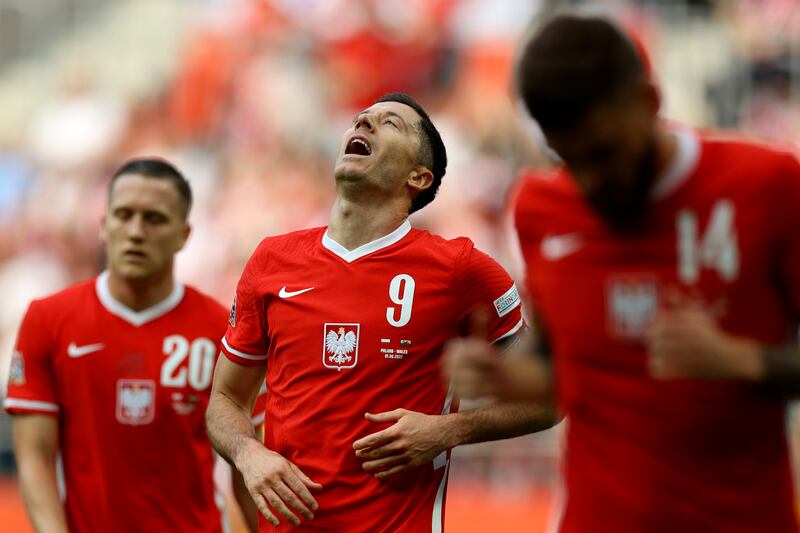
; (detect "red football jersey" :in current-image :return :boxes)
[4,272,230,533]
[516,128,800,532]
[222,221,523,533]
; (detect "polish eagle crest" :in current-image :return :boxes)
[325,327,357,365]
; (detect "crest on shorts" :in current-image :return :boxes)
[9,350,25,386]
[323,323,360,371]
[116,379,156,425]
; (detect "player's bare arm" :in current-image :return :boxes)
[353,400,555,479]
[646,306,798,391]
[206,355,322,527]
[356,328,556,479]
[12,414,68,533]
[444,327,554,402]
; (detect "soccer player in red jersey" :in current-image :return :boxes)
[206,92,554,532]
[5,159,250,532]
[445,14,800,533]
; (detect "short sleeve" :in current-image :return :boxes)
[4,301,60,416]
[775,152,800,318]
[452,243,525,343]
[221,250,269,367]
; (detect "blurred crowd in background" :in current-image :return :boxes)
[0,0,799,504]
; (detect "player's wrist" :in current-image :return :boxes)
[437,413,466,449]
[720,336,762,381]
[231,435,264,470]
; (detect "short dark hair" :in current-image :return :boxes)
[374,92,447,214]
[109,158,192,218]
[516,15,645,131]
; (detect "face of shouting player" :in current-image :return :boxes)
[334,101,432,205]
[101,174,190,283]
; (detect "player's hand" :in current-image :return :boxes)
[443,337,505,399]
[647,307,760,380]
[352,409,451,479]
[443,338,551,401]
[235,440,322,527]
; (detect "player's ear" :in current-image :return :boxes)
[643,78,661,117]
[176,223,192,252]
[99,215,108,243]
[407,167,434,194]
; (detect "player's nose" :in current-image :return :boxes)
[126,213,146,241]
[355,114,375,132]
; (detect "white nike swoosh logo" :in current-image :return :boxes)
[278,286,315,298]
[541,233,583,261]
[67,342,105,358]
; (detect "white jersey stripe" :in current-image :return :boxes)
[547,418,569,533]
[4,398,60,412]
[433,382,455,470]
[221,337,268,361]
[251,412,265,426]
[491,317,525,344]
[431,462,450,533]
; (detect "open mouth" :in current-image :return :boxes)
[345,137,372,156]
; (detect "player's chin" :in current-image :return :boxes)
[114,260,156,279]
[334,159,371,180]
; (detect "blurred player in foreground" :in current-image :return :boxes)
[5,159,252,532]
[206,92,554,532]
[445,14,800,533]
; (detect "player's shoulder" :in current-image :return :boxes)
[514,167,578,217]
[700,130,800,175]
[408,229,507,275]
[180,285,228,319]
[249,226,327,263]
[408,228,475,260]
[26,278,97,318]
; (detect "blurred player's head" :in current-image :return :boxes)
[334,92,447,214]
[102,158,192,282]
[516,15,661,230]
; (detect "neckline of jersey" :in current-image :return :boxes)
[95,270,185,326]
[650,125,701,200]
[321,219,412,263]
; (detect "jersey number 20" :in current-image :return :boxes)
[161,335,216,390]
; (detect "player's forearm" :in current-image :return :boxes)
[701,335,800,395]
[206,391,261,467]
[16,453,68,533]
[756,344,800,395]
[440,401,557,449]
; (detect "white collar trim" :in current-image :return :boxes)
[651,126,701,200]
[322,220,412,263]
[95,270,185,326]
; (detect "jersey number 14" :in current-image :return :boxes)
[676,200,739,284]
